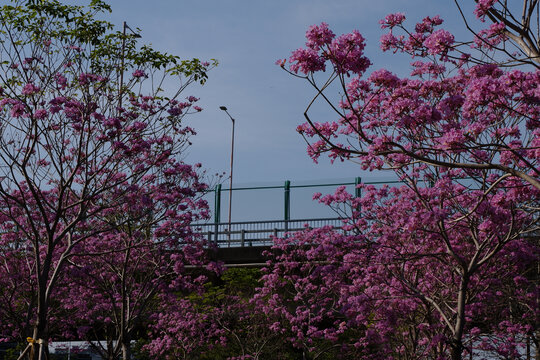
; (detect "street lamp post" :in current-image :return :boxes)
[220,106,235,245]
[119,22,141,111]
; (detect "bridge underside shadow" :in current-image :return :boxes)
[208,246,271,267]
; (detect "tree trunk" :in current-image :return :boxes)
[31,257,57,360]
[107,339,117,360]
[450,275,469,360]
[451,345,462,360]
[121,340,131,360]
[31,322,50,360]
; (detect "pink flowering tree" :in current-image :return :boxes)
[278,13,538,191]
[0,230,36,344]
[270,2,539,360]
[0,1,215,358]
[143,297,228,360]
[55,160,210,360]
[258,182,538,359]
[145,268,291,359]
[254,227,381,359]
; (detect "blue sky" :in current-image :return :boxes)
[8,1,477,220]
[98,1,476,220]
[103,1,470,183]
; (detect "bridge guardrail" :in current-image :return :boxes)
[192,217,344,247]
[195,178,412,248]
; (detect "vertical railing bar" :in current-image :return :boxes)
[284,180,290,233]
[214,184,221,244]
[355,176,362,218]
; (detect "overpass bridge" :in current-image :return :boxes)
[191,177,389,265]
[189,176,488,265]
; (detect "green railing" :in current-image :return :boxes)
[211,177,367,225]
[192,217,344,248]
[193,177,408,247]
[191,176,481,248]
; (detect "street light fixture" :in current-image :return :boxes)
[220,106,235,244]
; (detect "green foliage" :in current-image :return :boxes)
[132,339,152,360]
[0,1,112,45]
[187,267,261,308]
[0,0,216,87]
[188,268,305,359]
[211,267,261,296]
[2,343,26,360]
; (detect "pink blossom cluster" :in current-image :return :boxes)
[288,28,539,173]
[473,22,507,48]
[78,72,107,85]
[415,15,443,33]
[132,69,146,78]
[423,29,455,56]
[55,73,68,89]
[474,0,498,20]
[288,48,326,74]
[379,12,406,29]
[379,15,453,58]
[285,23,370,76]
[305,22,335,50]
[144,299,227,359]
[21,82,40,95]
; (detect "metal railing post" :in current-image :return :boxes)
[284,180,290,233]
[354,177,362,198]
[354,177,362,217]
[214,184,221,244]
